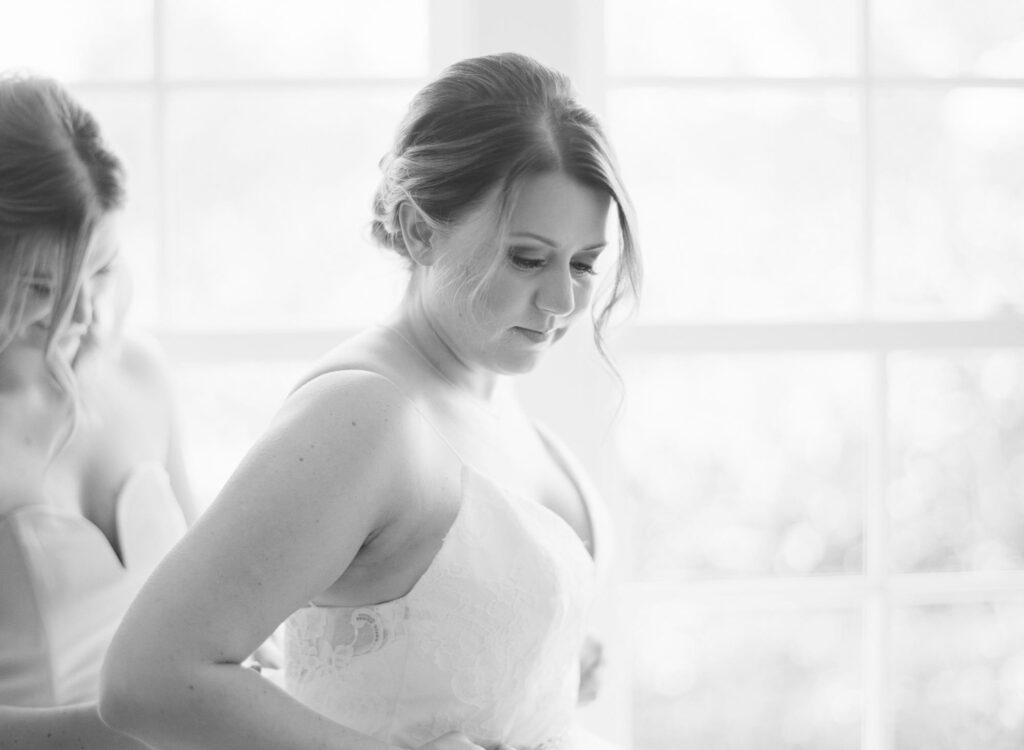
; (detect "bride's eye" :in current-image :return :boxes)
[509,253,544,270]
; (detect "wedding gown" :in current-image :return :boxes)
[0,463,187,706]
[283,374,608,749]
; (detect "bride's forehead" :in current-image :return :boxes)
[446,173,607,242]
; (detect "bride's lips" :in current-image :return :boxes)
[514,326,556,344]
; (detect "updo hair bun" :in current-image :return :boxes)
[370,151,410,257]
[367,53,641,345]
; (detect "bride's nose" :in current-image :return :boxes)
[534,265,575,317]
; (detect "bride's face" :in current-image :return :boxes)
[421,170,610,376]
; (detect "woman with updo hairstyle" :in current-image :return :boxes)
[0,75,197,748]
[370,52,638,352]
[102,53,640,750]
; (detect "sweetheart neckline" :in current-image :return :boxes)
[0,461,175,571]
[306,461,594,613]
[298,349,601,560]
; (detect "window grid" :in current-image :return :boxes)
[866,351,890,750]
[602,0,1024,746]
[153,0,169,325]
[142,6,1024,745]
[136,0,431,331]
[12,1,1024,746]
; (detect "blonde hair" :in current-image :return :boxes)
[0,74,124,420]
[371,53,641,356]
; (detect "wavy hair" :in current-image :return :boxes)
[0,74,124,419]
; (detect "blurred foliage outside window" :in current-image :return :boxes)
[608,1,1024,748]
[3,1,1024,748]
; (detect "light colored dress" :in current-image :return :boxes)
[0,463,186,707]
[283,384,607,749]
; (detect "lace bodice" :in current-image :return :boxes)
[0,463,186,706]
[283,463,596,749]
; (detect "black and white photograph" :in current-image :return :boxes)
[1,2,1023,749]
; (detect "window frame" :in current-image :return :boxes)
[30,1,1024,747]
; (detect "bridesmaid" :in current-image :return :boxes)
[0,75,197,749]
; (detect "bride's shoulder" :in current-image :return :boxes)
[260,369,447,523]
[267,328,455,488]
[277,366,435,463]
[286,366,416,423]
[291,326,429,401]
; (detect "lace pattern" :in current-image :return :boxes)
[286,604,407,683]
[283,464,594,748]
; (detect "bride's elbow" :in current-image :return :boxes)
[96,679,139,737]
[98,658,144,735]
[98,635,173,737]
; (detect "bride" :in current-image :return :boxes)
[100,52,641,750]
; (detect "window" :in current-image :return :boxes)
[0,0,425,499]
[606,1,1024,748]
[5,1,1024,747]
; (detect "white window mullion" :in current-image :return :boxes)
[153,0,171,327]
[864,350,892,750]
[862,4,889,745]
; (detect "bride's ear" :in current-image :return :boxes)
[398,202,436,267]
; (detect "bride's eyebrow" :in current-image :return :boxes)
[509,232,607,252]
[509,231,558,247]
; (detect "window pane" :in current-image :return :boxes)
[0,0,153,81]
[618,354,868,579]
[873,0,1024,77]
[606,0,858,77]
[633,596,861,750]
[165,88,411,329]
[888,352,1024,573]
[892,602,1024,749]
[873,90,1024,318]
[609,88,862,322]
[172,361,307,506]
[164,0,429,80]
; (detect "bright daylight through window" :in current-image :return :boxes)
[1,1,1023,748]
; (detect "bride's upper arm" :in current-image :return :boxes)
[106,370,422,670]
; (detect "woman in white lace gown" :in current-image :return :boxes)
[101,53,640,750]
[0,75,196,749]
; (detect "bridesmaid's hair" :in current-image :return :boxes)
[0,74,124,405]
[371,52,641,352]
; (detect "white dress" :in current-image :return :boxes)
[285,462,598,749]
[0,463,186,706]
[282,380,608,749]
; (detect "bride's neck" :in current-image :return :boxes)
[388,294,500,403]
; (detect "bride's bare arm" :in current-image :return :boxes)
[99,371,423,750]
[0,704,151,750]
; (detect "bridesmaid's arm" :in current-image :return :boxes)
[0,704,149,750]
